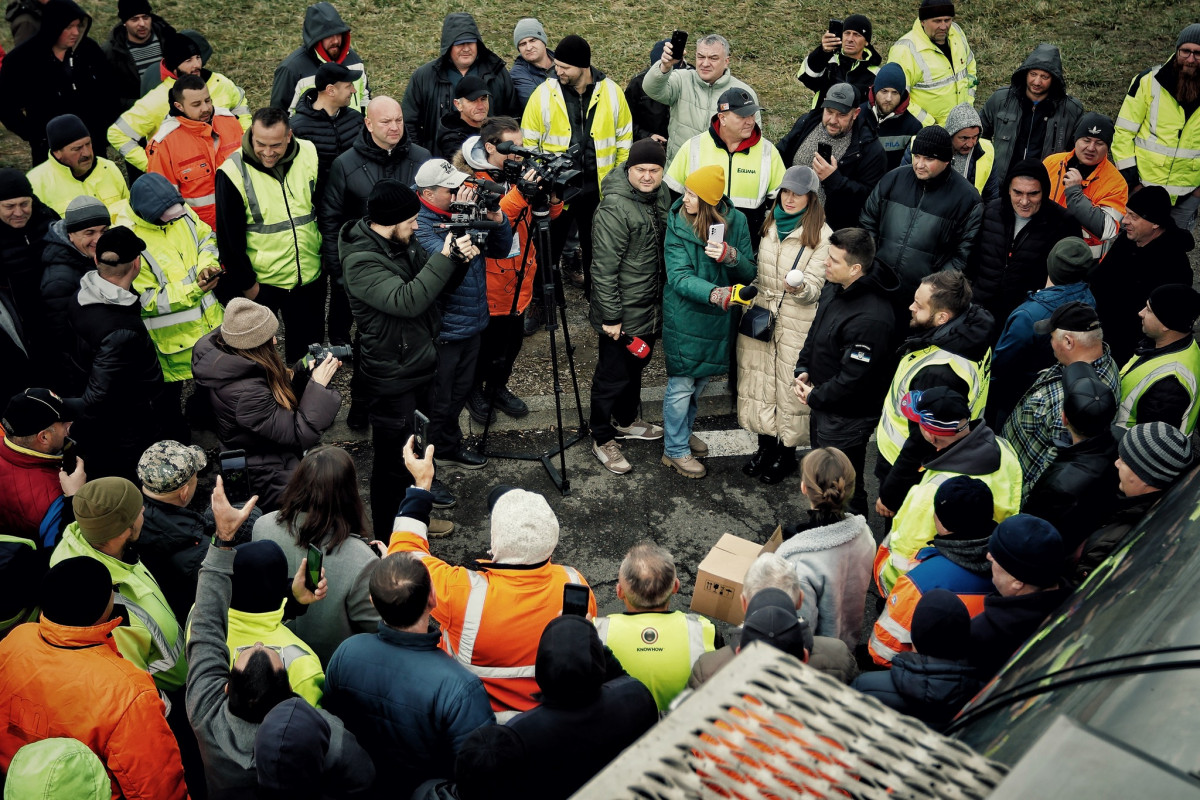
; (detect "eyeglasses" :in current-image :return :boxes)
[234,644,283,655]
[1179,47,1200,61]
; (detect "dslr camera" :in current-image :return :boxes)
[306,342,353,367]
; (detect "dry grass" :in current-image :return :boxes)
[0,0,1192,170]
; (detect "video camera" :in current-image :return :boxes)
[459,176,506,213]
[496,141,583,205]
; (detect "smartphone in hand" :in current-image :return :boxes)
[670,29,688,59]
[562,583,591,617]
[219,449,250,504]
[828,19,844,36]
[305,544,323,592]
[412,410,430,458]
[817,142,834,162]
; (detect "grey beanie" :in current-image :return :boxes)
[220,297,279,350]
[513,18,547,49]
[1119,422,1193,489]
[64,196,110,233]
[1177,23,1200,49]
[943,102,982,137]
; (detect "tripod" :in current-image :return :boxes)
[478,197,588,495]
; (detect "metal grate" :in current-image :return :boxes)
[573,642,1008,799]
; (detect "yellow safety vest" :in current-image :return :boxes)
[223,603,325,708]
[664,129,786,211]
[109,71,251,172]
[26,156,129,221]
[876,344,992,466]
[1117,340,1200,434]
[122,207,225,382]
[1114,64,1200,199]
[520,77,632,195]
[971,139,995,195]
[887,20,977,126]
[594,611,716,712]
[217,140,322,290]
[284,62,369,115]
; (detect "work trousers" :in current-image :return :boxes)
[590,333,657,444]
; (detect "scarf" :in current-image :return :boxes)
[773,204,806,239]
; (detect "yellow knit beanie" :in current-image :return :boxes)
[684,165,725,206]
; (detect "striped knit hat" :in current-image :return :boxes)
[1119,422,1193,489]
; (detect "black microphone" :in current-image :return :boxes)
[495,140,540,158]
[466,177,508,195]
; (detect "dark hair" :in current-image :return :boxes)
[252,106,289,131]
[920,270,973,317]
[214,331,297,409]
[277,446,369,552]
[228,650,293,723]
[370,555,431,629]
[169,73,207,108]
[480,116,521,146]
[828,227,875,273]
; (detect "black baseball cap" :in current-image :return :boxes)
[314,62,354,91]
[3,389,84,437]
[717,88,760,117]
[456,76,490,101]
[1033,301,1101,335]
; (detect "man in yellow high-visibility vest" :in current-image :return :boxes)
[1117,284,1200,435]
[886,0,977,126]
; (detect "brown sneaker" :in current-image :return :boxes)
[592,439,631,474]
[613,418,664,440]
[428,518,454,538]
[662,453,707,478]
[689,434,709,458]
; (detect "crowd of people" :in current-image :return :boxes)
[0,0,1198,796]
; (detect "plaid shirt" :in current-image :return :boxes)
[1002,347,1121,493]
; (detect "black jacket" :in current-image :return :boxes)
[435,110,478,161]
[39,219,97,394]
[1022,430,1120,553]
[319,126,431,280]
[860,162,983,302]
[0,199,58,361]
[852,653,984,731]
[798,44,883,109]
[288,88,364,196]
[863,97,925,171]
[625,65,671,143]
[777,107,888,230]
[102,14,175,111]
[401,13,517,151]
[794,263,899,419]
[969,586,1072,678]
[0,0,119,162]
[967,160,1076,327]
[1089,227,1196,364]
[1075,492,1163,581]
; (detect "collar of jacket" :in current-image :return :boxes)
[923,420,1002,475]
[1132,332,1195,359]
[360,221,413,259]
[1,433,60,464]
[472,557,551,572]
[38,614,122,653]
[48,151,98,183]
[707,118,762,152]
[418,195,452,218]
[376,622,442,650]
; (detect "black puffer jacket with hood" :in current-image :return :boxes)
[39,219,98,393]
[0,0,119,161]
[967,158,1076,326]
[980,44,1084,184]
[288,87,364,195]
[401,13,517,151]
[853,652,984,731]
[270,2,369,114]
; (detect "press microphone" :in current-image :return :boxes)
[619,332,650,359]
[730,284,758,306]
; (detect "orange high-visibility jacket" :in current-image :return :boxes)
[147,109,244,230]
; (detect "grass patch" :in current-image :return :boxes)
[1,0,1192,168]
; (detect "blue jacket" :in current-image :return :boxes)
[323,622,494,799]
[415,203,514,341]
[511,52,554,107]
[853,653,983,732]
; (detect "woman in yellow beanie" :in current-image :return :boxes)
[660,165,756,478]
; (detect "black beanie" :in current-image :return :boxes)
[1072,112,1114,148]
[117,0,152,21]
[911,589,970,659]
[1126,185,1174,228]
[0,168,32,202]
[45,114,90,151]
[933,476,994,534]
[40,557,113,627]
[367,179,420,225]
[627,138,666,168]
[844,14,872,42]
[554,35,591,68]
[163,32,202,72]
[1148,283,1200,333]
[231,541,290,613]
[919,0,956,20]
[912,125,952,162]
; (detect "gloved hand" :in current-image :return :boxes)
[709,286,733,310]
[703,240,737,263]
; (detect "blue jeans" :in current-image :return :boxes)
[663,375,710,458]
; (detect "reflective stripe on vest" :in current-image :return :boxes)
[137,215,221,330]
[1117,341,1200,433]
[115,590,183,677]
[876,345,991,465]
[1115,66,1200,194]
[529,80,627,190]
[681,134,777,210]
[893,34,972,92]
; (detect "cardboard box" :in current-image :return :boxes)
[690,527,784,625]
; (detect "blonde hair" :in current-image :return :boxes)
[800,447,855,516]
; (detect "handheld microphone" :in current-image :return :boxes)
[730,284,758,306]
[619,332,650,359]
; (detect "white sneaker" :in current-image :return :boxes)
[593,439,632,474]
[613,418,664,440]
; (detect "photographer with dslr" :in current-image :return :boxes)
[414,159,513,507]
[453,117,564,424]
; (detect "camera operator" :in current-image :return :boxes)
[413,159,513,508]
[340,179,480,536]
[452,117,564,424]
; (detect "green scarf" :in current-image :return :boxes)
[773,204,806,239]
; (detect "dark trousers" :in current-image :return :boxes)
[326,273,354,345]
[590,333,657,444]
[429,334,480,451]
[550,189,600,296]
[158,380,191,444]
[368,384,431,539]
[474,314,525,391]
[255,280,326,363]
[810,410,875,518]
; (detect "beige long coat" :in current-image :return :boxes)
[736,220,832,446]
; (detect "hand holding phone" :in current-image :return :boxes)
[670,29,688,61]
[707,223,725,246]
[828,18,844,37]
[305,544,323,592]
[412,410,430,459]
[219,449,251,505]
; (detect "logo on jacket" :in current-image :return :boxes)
[641,627,659,645]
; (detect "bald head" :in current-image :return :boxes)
[366,96,404,150]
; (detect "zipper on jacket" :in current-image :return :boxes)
[278,176,302,288]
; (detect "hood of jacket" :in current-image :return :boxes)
[843,259,900,302]
[301,1,349,51]
[1009,43,1066,100]
[458,134,494,172]
[76,269,139,308]
[925,420,1003,476]
[438,12,484,57]
[904,303,995,361]
[535,615,607,709]
[2,736,111,800]
[999,157,1055,219]
[191,329,265,388]
[338,215,418,267]
[776,514,870,555]
[130,173,185,223]
[36,0,90,45]
[889,652,983,709]
[43,219,95,269]
[1030,281,1093,311]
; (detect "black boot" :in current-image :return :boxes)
[760,446,798,485]
[742,435,777,477]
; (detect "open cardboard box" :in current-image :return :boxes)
[690,527,784,625]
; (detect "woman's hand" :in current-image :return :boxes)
[311,354,340,386]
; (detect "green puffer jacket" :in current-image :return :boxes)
[589,165,672,338]
[663,196,756,378]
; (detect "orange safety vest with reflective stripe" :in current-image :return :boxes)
[146,109,243,230]
[389,522,596,715]
[1044,151,1128,260]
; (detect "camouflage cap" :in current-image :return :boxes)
[137,440,208,493]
